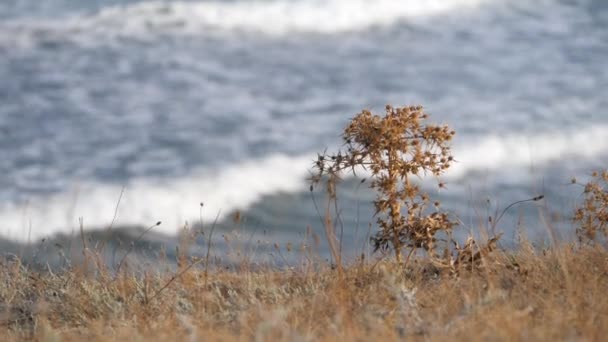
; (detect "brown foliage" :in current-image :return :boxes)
[311,105,457,264]
[573,170,608,242]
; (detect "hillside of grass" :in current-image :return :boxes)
[0,242,606,341]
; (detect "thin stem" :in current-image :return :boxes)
[115,221,161,276]
[492,195,544,232]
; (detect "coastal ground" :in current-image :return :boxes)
[1,237,607,341]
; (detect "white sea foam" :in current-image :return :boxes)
[1,124,606,242]
[449,124,608,179]
[95,0,488,34]
[0,0,487,43]
[0,154,313,242]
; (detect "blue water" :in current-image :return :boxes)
[0,0,606,254]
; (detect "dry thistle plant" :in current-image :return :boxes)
[573,170,608,243]
[311,105,456,264]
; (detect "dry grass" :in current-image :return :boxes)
[1,241,607,341]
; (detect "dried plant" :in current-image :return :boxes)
[450,234,502,272]
[573,170,608,243]
[311,105,456,264]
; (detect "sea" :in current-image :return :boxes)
[0,0,607,264]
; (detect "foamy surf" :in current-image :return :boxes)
[1,124,606,242]
[0,154,313,242]
[0,0,488,45]
[449,124,608,180]
[94,0,488,35]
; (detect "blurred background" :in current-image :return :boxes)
[0,0,606,263]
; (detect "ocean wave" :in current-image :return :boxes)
[0,154,313,242]
[96,0,488,34]
[0,0,487,42]
[1,123,606,242]
[449,124,608,179]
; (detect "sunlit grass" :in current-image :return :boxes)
[1,242,607,341]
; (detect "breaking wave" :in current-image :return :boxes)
[1,124,606,242]
[0,0,488,43]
